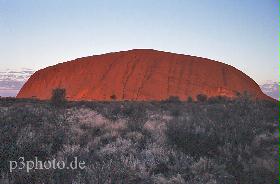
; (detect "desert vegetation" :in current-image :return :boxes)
[0,95,278,184]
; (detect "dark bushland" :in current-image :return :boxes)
[0,95,278,184]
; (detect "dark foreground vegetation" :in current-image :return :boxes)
[0,95,278,184]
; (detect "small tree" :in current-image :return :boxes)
[196,94,207,102]
[51,88,66,107]
[110,94,117,100]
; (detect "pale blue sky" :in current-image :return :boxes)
[0,0,278,84]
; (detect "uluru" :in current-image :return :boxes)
[17,49,270,101]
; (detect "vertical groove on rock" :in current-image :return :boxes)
[121,59,131,99]
[90,54,123,93]
[177,60,186,94]
[146,58,158,81]
[222,67,228,86]
[136,58,158,99]
[122,57,138,99]
[136,66,149,99]
[167,55,175,96]
[184,61,193,96]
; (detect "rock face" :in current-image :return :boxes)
[17,49,270,101]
